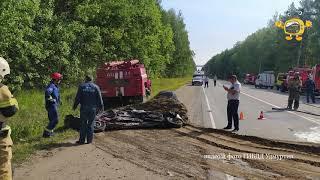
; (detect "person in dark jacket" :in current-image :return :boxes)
[305,75,316,103]
[43,72,62,138]
[73,75,104,144]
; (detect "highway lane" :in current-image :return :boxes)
[177,80,320,143]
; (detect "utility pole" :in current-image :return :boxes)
[258,56,262,73]
[296,40,303,67]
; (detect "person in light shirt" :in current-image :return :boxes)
[223,75,241,132]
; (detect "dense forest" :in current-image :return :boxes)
[0,0,195,90]
[204,0,320,79]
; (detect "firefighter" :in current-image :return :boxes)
[287,72,302,110]
[305,75,316,103]
[73,75,103,144]
[0,57,19,180]
[43,72,62,138]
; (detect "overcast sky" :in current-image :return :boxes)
[161,0,299,65]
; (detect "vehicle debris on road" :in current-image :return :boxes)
[64,91,189,132]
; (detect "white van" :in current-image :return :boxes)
[255,71,275,89]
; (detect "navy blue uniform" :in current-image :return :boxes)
[73,81,103,144]
[43,81,60,137]
[305,78,316,103]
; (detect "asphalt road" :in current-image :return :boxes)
[177,80,320,143]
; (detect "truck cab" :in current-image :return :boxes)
[275,73,287,91]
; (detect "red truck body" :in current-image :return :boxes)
[244,74,256,85]
[312,64,320,93]
[96,60,149,105]
[281,67,312,92]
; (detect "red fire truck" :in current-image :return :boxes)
[312,64,320,94]
[96,60,151,106]
[280,67,312,92]
[243,74,257,85]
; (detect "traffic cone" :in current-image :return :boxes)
[258,111,265,120]
[239,112,244,120]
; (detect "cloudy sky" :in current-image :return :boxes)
[161,0,299,65]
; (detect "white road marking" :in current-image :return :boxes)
[241,91,320,125]
[202,86,216,128]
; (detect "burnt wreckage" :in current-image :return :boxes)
[65,91,189,131]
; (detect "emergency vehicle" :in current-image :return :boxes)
[244,74,256,85]
[96,60,150,106]
[280,67,312,92]
[312,64,320,94]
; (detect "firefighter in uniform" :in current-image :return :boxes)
[0,57,19,180]
[43,72,62,138]
[287,72,302,110]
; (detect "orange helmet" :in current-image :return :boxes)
[51,72,62,80]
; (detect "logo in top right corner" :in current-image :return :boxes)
[275,10,312,41]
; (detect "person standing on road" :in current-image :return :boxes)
[204,76,209,88]
[73,75,104,144]
[43,72,62,138]
[223,75,241,132]
[287,73,302,110]
[214,75,217,87]
[305,75,316,104]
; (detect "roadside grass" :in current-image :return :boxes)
[9,77,191,164]
[151,77,191,98]
[9,88,78,163]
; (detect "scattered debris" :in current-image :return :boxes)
[64,91,188,132]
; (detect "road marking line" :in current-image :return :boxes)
[241,91,320,125]
[202,86,216,128]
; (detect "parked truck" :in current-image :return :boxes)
[255,71,275,89]
[96,60,151,106]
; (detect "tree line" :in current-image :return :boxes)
[204,0,320,80]
[0,0,195,90]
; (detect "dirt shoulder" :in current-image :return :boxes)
[14,85,320,180]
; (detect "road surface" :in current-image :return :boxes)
[14,80,320,180]
[185,80,320,143]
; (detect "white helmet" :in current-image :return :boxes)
[0,57,10,79]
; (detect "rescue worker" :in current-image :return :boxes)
[43,72,62,138]
[73,75,104,144]
[0,57,19,180]
[214,75,218,87]
[145,79,152,98]
[287,72,302,110]
[305,75,316,103]
[223,75,241,132]
[204,76,209,88]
